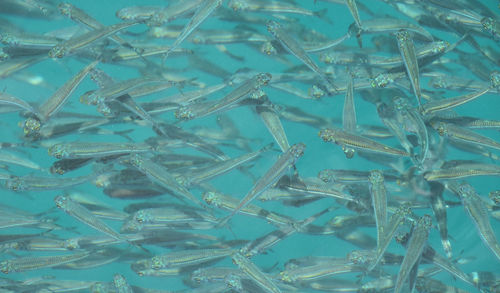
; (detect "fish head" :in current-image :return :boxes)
[419,214,432,229]
[0,261,12,274]
[128,153,143,168]
[0,33,18,46]
[5,176,24,191]
[134,210,152,223]
[347,22,361,38]
[371,73,393,88]
[174,106,195,120]
[308,84,326,99]
[489,190,500,205]
[229,0,249,11]
[432,122,448,137]
[58,3,73,17]
[48,45,68,59]
[48,144,68,159]
[343,147,355,158]
[396,204,412,219]
[224,273,243,290]
[318,169,334,183]
[290,142,306,158]
[260,41,277,55]
[458,183,476,200]
[395,231,409,244]
[54,195,68,209]
[480,17,496,35]
[395,29,411,43]
[22,117,41,137]
[432,41,449,54]
[97,101,112,116]
[279,270,294,283]
[202,191,222,207]
[120,219,143,233]
[266,20,280,35]
[80,90,98,105]
[113,274,127,288]
[150,255,165,269]
[490,71,500,89]
[368,170,385,184]
[348,249,375,265]
[256,73,272,87]
[64,238,80,250]
[318,128,336,142]
[0,49,9,61]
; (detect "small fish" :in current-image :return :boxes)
[232,252,282,293]
[203,191,294,227]
[393,97,429,165]
[369,204,412,270]
[219,143,306,225]
[421,86,491,115]
[58,3,139,53]
[432,121,500,151]
[0,251,91,273]
[163,0,223,60]
[368,170,387,249]
[183,143,273,186]
[428,182,452,258]
[256,104,290,152]
[319,128,411,158]
[135,248,235,270]
[55,195,126,242]
[267,20,338,94]
[175,73,271,120]
[456,183,500,261]
[279,261,364,284]
[128,153,206,208]
[424,163,500,181]
[5,173,93,192]
[112,274,133,293]
[350,17,433,41]
[23,60,98,136]
[48,141,153,159]
[48,21,142,58]
[345,0,363,46]
[396,29,422,108]
[240,207,331,258]
[394,215,432,293]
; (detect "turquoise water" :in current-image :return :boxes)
[0,0,499,292]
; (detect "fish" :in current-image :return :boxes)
[319,128,411,157]
[219,142,305,225]
[368,170,387,249]
[175,72,271,120]
[22,60,98,136]
[0,251,91,273]
[394,214,432,293]
[231,252,282,293]
[432,121,500,151]
[163,0,223,60]
[455,183,500,261]
[48,21,142,58]
[369,204,412,270]
[54,195,126,242]
[267,19,339,94]
[396,29,422,108]
[256,104,290,152]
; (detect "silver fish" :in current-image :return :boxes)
[394,214,432,293]
[456,183,500,261]
[396,30,422,108]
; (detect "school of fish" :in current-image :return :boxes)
[0,0,500,292]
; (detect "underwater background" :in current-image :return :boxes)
[0,0,499,292]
